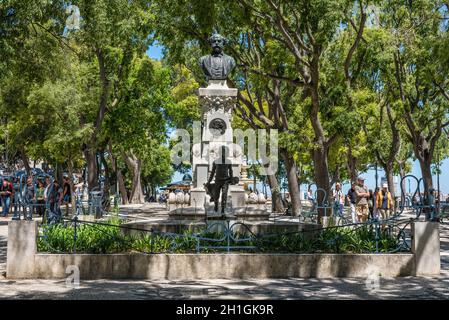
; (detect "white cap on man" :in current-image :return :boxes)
[382,183,388,188]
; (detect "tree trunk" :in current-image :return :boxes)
[309,66,332,221]
[68,160,76,215]
[267,173,284,213]
[99,151,111,211]
[418,157,433,194]
[108,143,128,205]
[398,161,406,203]
[20,148,31,175]
[83,148,99,192]
[280,148,301,216]
[384,164,395,204]
[410,133,434,195]
[313,142,331,219]
[347,144,358,183]
[124,152,144,204]
[55,163,64,185]
[117,170,128,204]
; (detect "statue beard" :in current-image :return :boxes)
[212,46,223,55]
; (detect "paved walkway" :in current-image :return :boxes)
[0,215,448,299]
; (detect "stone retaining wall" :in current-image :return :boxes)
[5,221,440,279]
[31,253,415,280]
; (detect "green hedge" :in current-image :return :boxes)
[37,221,401,254]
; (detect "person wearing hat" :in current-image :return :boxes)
[376,183,394,220]
[355,176,370,222]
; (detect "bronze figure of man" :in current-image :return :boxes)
[200,33,236,81]
[205,146,233,215]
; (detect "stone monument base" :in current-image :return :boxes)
[168,207,206,221]
[233,206,271,221]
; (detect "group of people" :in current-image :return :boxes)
[334,177,394,223]
[0,175,72,220]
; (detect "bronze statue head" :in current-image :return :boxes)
[209,33,226,55]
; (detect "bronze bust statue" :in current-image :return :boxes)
[200,33,236,81]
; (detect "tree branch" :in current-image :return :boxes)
[344,2,367,84]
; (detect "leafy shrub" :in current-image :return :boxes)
[37,221,401,254]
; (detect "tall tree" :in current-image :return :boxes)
[380,0,449,196]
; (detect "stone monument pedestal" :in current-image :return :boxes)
[168,34,269,222]
[190,188,207,210]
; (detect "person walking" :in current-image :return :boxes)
[377,183,394,221]
[0,178,13,217]
[355,177,370,223]
[346,182,358,223]
[333,182,345,218]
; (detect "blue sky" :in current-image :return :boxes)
[146,44,449,195]
[146,42,163,60]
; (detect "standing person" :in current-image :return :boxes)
[62,176,72,217]
[44,176,51,206]
[355,177,370,223]
[0,178,13,217]
[333,182,345,217]
[377,183,394,221]
[307,188,314,200]
[35,179,46,218]
[368,189,374,220]
[346,182,358,223]
[48,179,63,223]
[373,187,380,219]
[24,176,35,219]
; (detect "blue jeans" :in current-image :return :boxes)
[333,202,344,217]
[24,201,35,220]
[1,196,11,217]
